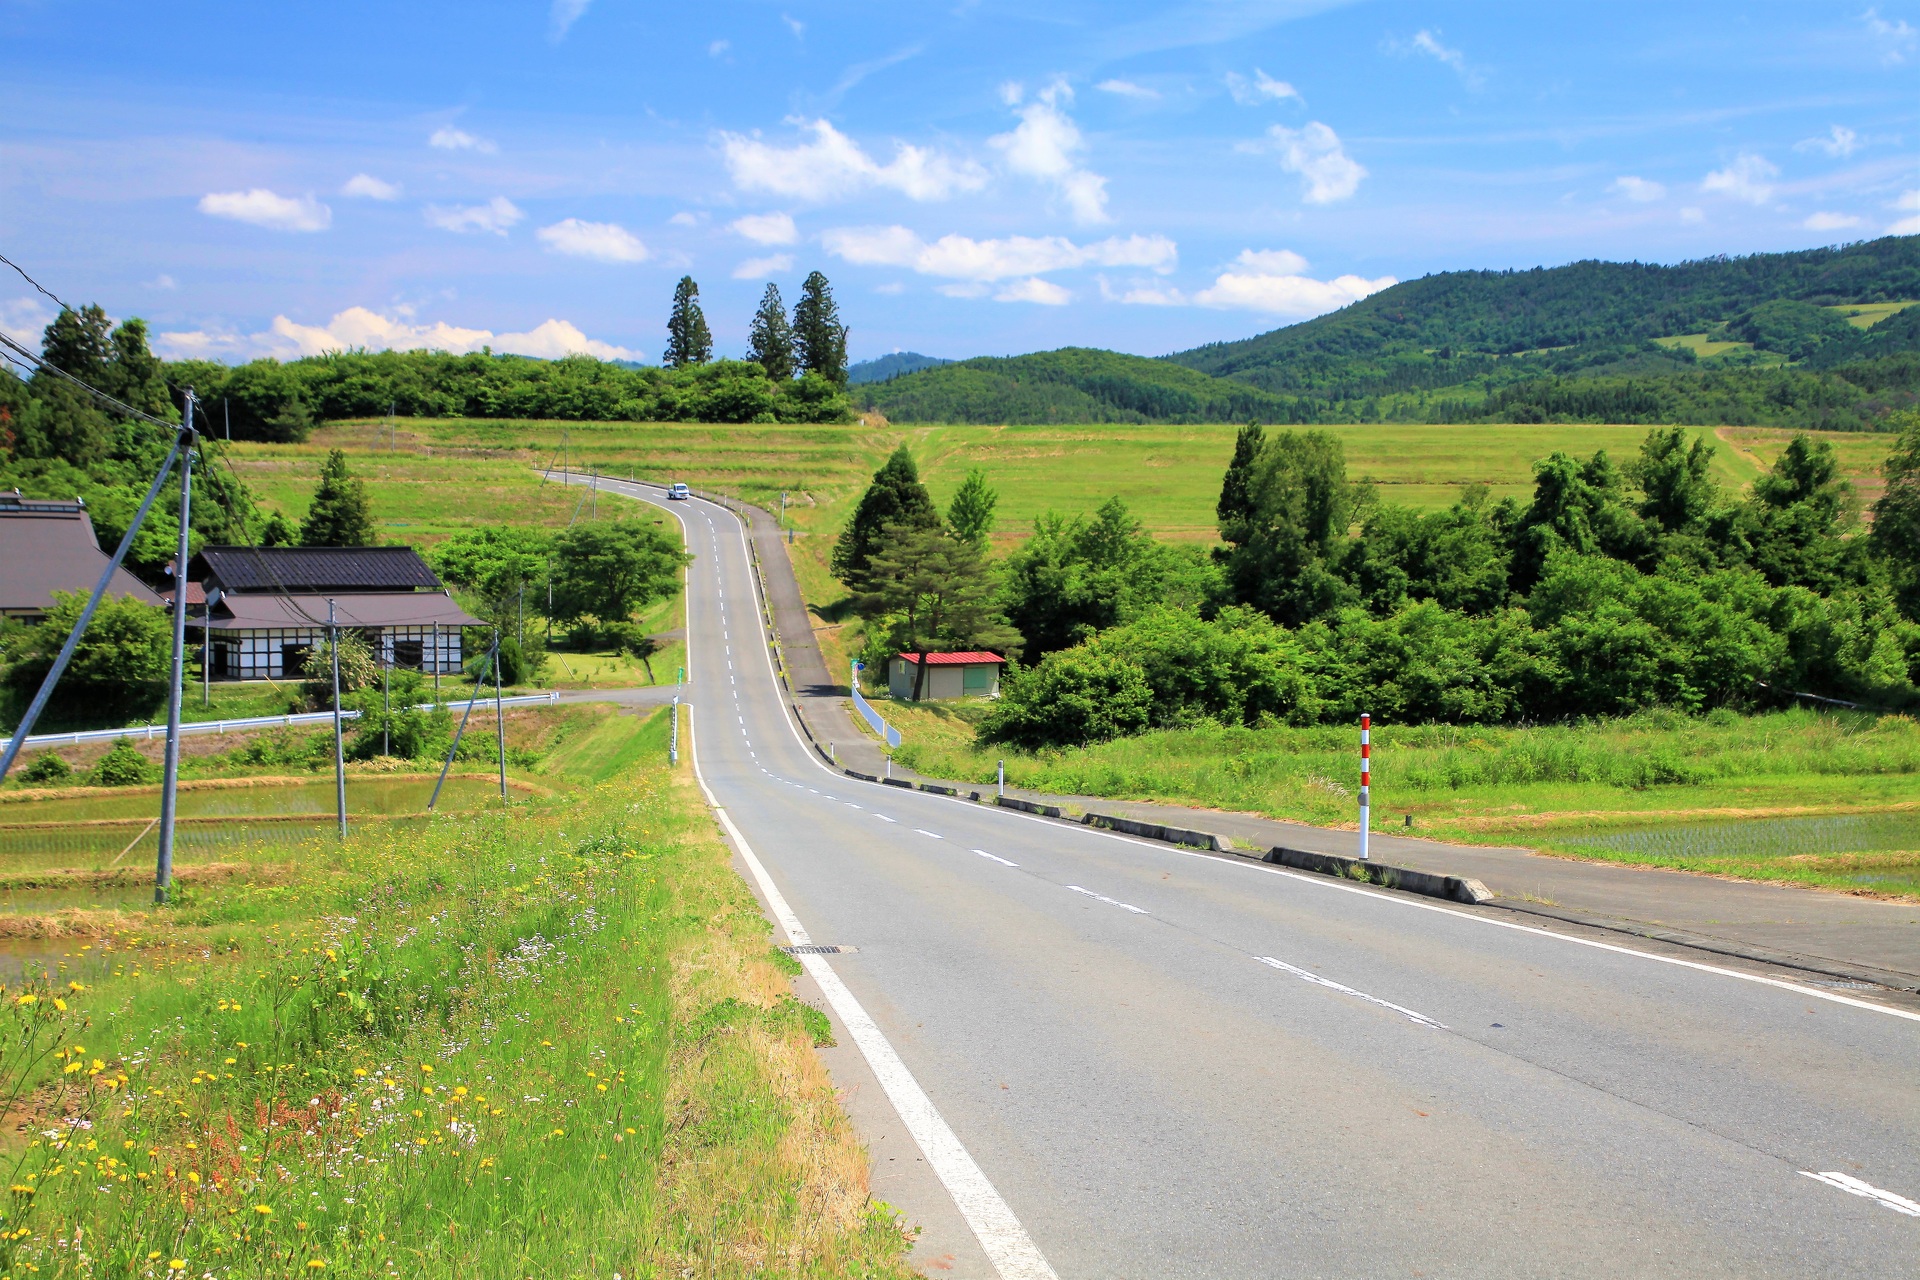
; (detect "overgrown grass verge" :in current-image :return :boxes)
[887,702,1920,899]
[0,707,912,1277]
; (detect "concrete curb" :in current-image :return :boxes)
[997,795,1065,819]
[1264,845,1495,905]
[881,777,914,790]
[1083,812,1227,852]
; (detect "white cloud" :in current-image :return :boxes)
[551,0,590,40]
[156,307,639,362]
[1795,125,1860,158]
[1701,153,1778,205]
[990,83,1110,224]
[668,211,702,227]
[733,254,794,279]
[1863,8,1918,63]
[145,274,177,291]
[198,189,332,232]
[1096,79,1159,100]
[721,118,987,203]
[537,218,650,262]
[425,197,524,236]
[342,173,401,200]
[731,212,798,245]
[1804,211,1864,231]
[1226,69,1300,105]
[1412,30,1469,74]
[1680,206,1706,224]
[0,296,55,344]
[995,277,1071,305]
[782,13,804,37]
[1610,175,1666,202]
[874,281,905,295]
[1193,249,1395,316]
[1100,277,1187,306]
[1258,122,1366,204]
[1891,190,1920,235]
[820,225,1176,281]
[429,126,497,154]
[708,39,730,57]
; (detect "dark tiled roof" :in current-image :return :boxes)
[192,545,443,593]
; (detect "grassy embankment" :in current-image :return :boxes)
[0,703,913,1278]
[877,700,1920,900]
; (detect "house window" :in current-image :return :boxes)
[281,643,311,678]
[392,639,424,669]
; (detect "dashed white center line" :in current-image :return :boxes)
[1068,886,1149,914]
[973,849,1018,867]
[1801,1171,1920,1217]
[914,829,944,839]
[844,803,861,809]
[872,814,896,823]
[1256,956,1447,1030]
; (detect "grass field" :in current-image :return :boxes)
[871,699,1920,900]
[0,705,913,1277]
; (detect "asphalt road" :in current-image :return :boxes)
[598,478,1920,1279]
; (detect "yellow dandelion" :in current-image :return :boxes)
[308,1261,326,1270]
[14,995,34,1006]
[67,982,84,992]
[53,999,66,1012]
[169,1262,187,1271]
[254,1204,272,1216]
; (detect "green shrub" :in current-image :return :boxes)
[18,752,71,784]
[87,738,155,786]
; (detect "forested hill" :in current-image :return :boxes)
[1165,236,1920,392]
[859,236,1920,429]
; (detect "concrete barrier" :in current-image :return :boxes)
[997,796,1064,819]
[1263,846,1494,905]
[1082,812,1226,852]
[881,777,914,790]
[918,783,959,796]
[843,769,880,783]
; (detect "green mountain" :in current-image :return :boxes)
[859,236,1920,430]
[848,352,953,384]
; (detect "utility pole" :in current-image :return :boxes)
[492,630,507,803]
[201,596,210,709]
[223,398,229,442]
[330,598,347,840]
[670,694,679,765]
[154,392,197,905]
[517,583,525,652]
[382,650,391,757]
[432,622,440,697]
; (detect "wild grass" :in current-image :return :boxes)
[0,706,912,1277]
[883,701,1920,899]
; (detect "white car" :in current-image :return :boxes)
[667,483,691,500]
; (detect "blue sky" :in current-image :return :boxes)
[3,1,1917,366]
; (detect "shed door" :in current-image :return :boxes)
[962,665,991,693]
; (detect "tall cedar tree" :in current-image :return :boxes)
[299,449,376,547]
[664,276,713,368]
[792,271,849,384]
[853,522,1020,701]
[832,444,939,585]
[946,468,998,549]
[747,283,795,380]
[1216,422,1264,535]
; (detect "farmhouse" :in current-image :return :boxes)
[887,650,1005,701]
[180,545,481,680]
[0,492,163,622]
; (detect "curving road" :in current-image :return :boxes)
[594,478,1920,1279]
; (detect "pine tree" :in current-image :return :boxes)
[299,449,376,547]
[1216,421,1265,541]
[792,271,848,385]
[946,468,998,550]
[664,276,712,368]
[747,283,795,380]
[831,445,939,586]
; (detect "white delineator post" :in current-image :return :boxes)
[1358,712,1371,861]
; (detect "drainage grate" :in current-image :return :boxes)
[782,944,858,955]
[1810,980,1879,990]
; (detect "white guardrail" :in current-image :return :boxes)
[1,692,561,753]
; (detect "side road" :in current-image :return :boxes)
[619,484,1920,992]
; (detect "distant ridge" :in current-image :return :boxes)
[856,237,1920,430]
[848,352,953,384]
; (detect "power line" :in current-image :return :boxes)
[0,329,176,433]
[0,251,74,314]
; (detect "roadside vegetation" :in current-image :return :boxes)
[0,706,913,1278]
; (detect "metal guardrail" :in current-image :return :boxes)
[1,692,561,753]
[849,662,902,749]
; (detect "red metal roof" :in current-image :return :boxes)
[897,651,1005,666]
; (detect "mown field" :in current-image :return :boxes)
[0,704,913,1277]
[874,700,1920,900]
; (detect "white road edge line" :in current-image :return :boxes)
[677,570,1058,1280]
[1257,956,1448,1030]
[1799,1171,1920,1217]
[1067,885,1150,915]
[618,479,1920,1030]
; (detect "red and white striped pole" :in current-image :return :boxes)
[1358,712,1371,861]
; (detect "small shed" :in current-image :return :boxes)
[888,651,1005,701]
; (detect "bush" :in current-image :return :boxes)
[4,592,170,720]
[299,632,379,708]
[87,738,155,786]
[980,648,1154,749]
[18,752,71,784]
